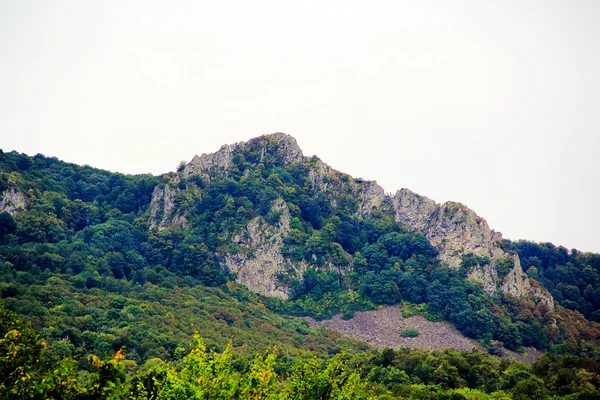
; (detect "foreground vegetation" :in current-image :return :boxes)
[3,305,600,399]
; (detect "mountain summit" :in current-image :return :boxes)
[148,133,553,308]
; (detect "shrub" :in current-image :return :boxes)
[399,328,419,338]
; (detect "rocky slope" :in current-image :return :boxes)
[148,132,553,308]
[304,306,543,363]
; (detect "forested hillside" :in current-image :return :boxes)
[2,136,600,398]
[512,240,600,321]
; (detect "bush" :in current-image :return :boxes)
[399,328,419,338]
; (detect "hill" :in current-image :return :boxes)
[2,134,600,398]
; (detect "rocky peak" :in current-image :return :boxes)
[358,180,387,215]
[183,132,304,179]
[393,189,505,269]
[392,189,438,232]
[150,133,305,230]
[391,188,553,309]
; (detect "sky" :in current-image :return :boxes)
[1,1,599,253]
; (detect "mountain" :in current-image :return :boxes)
[3,135,600,398]
[1,135,600,346]
[148,133,552,307]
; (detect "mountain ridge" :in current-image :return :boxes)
[146,132,553,309]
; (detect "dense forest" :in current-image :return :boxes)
[2,142,600,398]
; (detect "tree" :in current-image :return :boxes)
[511,377,549,400]
[0,212,16,243]
[284,354,373,400]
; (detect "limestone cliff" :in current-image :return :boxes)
[0,181,27,216]
[148,183,188,230]
[224,198,307,299]
[392,188,553,309]
[183,132,304,180]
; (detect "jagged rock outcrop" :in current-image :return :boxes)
[302,157,388,216]
[183,132,304,180]
[148,184,188,230]
[392,189,506,268]
[224,198,307,298]
[150,133,390,230]
[392,188,553,309]
[0,187,27,215]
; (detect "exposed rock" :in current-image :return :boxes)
[392,188,438,232]
[358,181,387,215]
[500,255,530,298]
[468,264,497,293]
[307,159,334,194]
[303,305,543,363]
[224,198,307,299]
[392,188,554,309]
[0,187,27,215]
[393,189,504,269]
[148,184,187,230]
[183,132,304,180]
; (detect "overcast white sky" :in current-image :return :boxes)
[1,1,599,253]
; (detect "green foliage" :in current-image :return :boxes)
[283,354,373,400]
[512,240,600,321]
[401,302,428,318]
[0,212,17,244]
[495,258,514,280]
[0,304,126,398]
[129,334,279,399]
[461,253,491,270]
[399,329,419,338]
[4,303,600,399]
[0,147,562,359]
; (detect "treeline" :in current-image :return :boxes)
[3,305,600,399]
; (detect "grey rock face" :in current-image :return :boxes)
[224,198,307,299]
[148,184,187,230]
[183,132,304,180]
[0,188,27,215]
[305,158,387,217]
[393,189,504,269]
[358,181,387,215]
[392,188,553,308]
